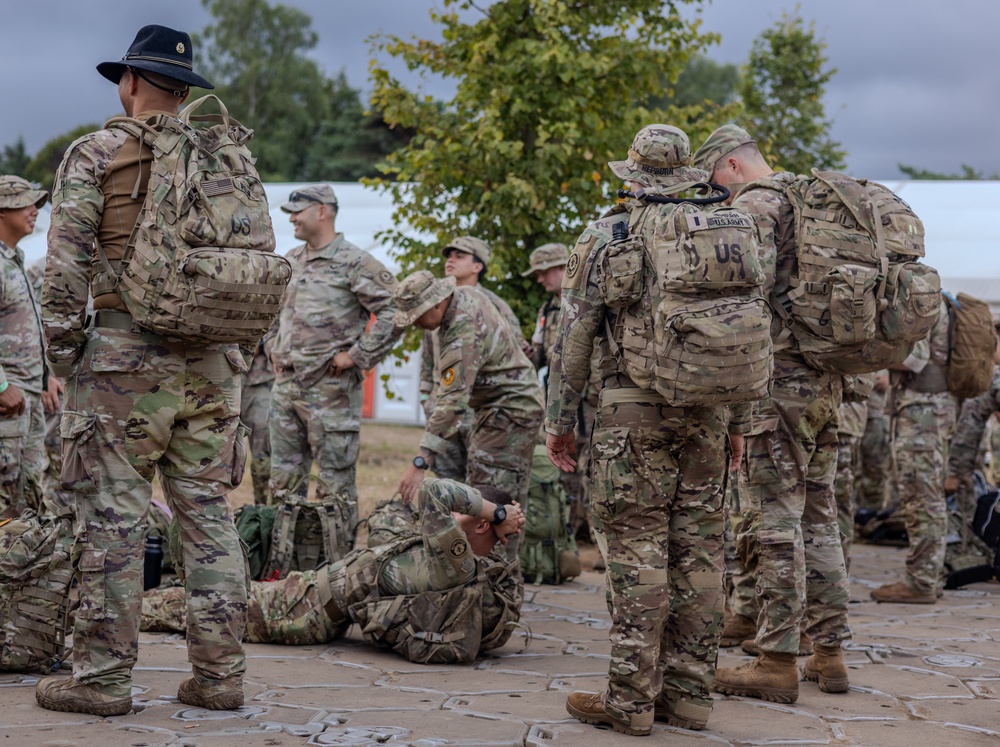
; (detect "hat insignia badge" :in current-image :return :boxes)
[176,42,186,54]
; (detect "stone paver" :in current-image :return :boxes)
[2,542,998,746]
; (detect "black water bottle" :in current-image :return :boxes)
[143,534,164,590]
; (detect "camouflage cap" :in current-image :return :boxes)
[608,124,706,188]
[691,124,755,174]
[392,271,457,327]
[521,242,569,277]
[442,236,491,267]
[0,176,48,210]
[280,184,338,213]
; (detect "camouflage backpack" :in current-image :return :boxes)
[97,95,291,345]
[519,445,580,585]
[603,185,773,406]
[943,292,996,400]
[753,170,940,375]
[264,497,346,580]
[0,508,74,673]
[234,504,277,581]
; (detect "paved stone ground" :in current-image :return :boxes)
[3,541,999,746]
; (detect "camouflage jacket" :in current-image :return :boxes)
[544,205,749,436]
[420,287,543,456]
[528,293,561,371]
[270,235,400,384]
[948,366,1000,479]
[0,240,44,395]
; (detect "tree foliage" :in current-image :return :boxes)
[24,124,101,190]
[648,55,740,110]
[368,0,735,329]
[738,12,845,174]
[0,138,30,178]
[898,163,999,180]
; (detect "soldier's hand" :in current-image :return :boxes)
[41,375,64,415]
[0,383,26,418]
[496,501,525,544]
[546,432,577,472]
[944,474,961,495]
[330,351,356,377]
[728,433,744,472]
[398,465,425,504]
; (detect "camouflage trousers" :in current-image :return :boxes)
[61,324,248,696]
[858,413,891,511]
[724,474,760,624]
[741,358,849,655]
[833,432,862,573]
[589,394,728,731]
[0,389,44,520]
[890,391,957,594]
[241,379,273,505]
[269,371,363,557]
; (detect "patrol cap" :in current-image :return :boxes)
[692,124,756,174]
[521,242,569,277]
[0,176,49,210]
[97,25,213,90]
[609,124,706,188]
[392,271,457,327]
[442,236,491,267]
[281,184,338,213]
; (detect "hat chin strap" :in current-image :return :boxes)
[129,67,188,97]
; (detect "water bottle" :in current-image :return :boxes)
[143,534,164,590]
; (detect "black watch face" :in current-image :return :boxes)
[413,456,428,469]
[493,505,507,524]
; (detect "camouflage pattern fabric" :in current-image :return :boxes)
[949,368,1000,481]
[834,400,868,571]
[242,348,274,505]
[42,123,248,697]
[724,473,760,624]
[857,381,891,511]
[546,200,737,731]
[268,234,400,553]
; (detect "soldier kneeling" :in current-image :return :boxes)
[142,479,525,664]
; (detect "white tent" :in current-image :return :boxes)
[19,179,1000,424]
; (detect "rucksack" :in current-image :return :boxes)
[0,509,74,673]
[234,504,277,581]
[362,495,420,549]
[97,95,291,345]
[603,185,773,406]
[264,497,345,579]
[762,170,940,375]
[519,445,580,585]
[943,292,995,399]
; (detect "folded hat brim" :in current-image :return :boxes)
[608,160,706,188]
[97,60,214,90]
[0,190,49,210]
[392,277,457,327]
[280,200,314,214]
[521,258,567,277]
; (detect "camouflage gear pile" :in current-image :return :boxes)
[268,233,400,556]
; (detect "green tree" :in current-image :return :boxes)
[898,163,999,180]
[648,55,741,110]
[368,0,732,329]
[738,12,846,174]
[24,124,100,190]
[0,138,30,177]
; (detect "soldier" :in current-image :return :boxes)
[394,271,543,557]
[834,375,875,571]
[242,338,274,504]
[873,300,958,603]
[522,242,570,376]
[418,236,524,480]
[142,478,524,657]
[269,184,400,556]
[546,125,745,736]
[693,124,851,703]
[856,371,891,512]
[36,26,248,716]
[0,177,48,520]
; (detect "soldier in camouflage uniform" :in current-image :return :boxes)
[834,375,875,572]
[242,339,274,504]
[871,300,958,603]
[547,125,744,736]
[857,371,891,512]
[35,26,249,717]
[394,271,543,566]
[0,177,48,520]
[693,124,850,703]
[142,478,524,656]
[419,237,524,481]
[269,184,401,557]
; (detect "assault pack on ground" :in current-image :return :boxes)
[749,170,940,375]
[264,497,344,580]
[519,444,581,585]
[96,95,291,344]
[234,504,277,581]
[602,182,773,406]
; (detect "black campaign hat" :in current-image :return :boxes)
[97,24,214,90]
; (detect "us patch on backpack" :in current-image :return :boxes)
[101,95,291,345]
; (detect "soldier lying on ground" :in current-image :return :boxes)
[142,479,526,664]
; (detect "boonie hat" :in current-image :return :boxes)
[442,236,491,267]
[281,184,339,214]
[97,24,213,90]
[0,176,49,210]
[521,243,569,277]
[609,124,706,188]
[392,271,457,327]
[692,124,755,174]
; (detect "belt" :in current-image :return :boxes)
[93,309,136,330]
[599,387,669,407]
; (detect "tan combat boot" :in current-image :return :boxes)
[654,695,712,730]
[177,676,244,710]
[35,676,132,716]
[870,581,936,604]
[801,643,850,693]
[712,652,799,703]
[719,614,757,647]
[565,691,652,736]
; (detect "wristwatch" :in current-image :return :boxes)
[491,504,507,526]
[412,455,430,470]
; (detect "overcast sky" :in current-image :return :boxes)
[2,0,998,180]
